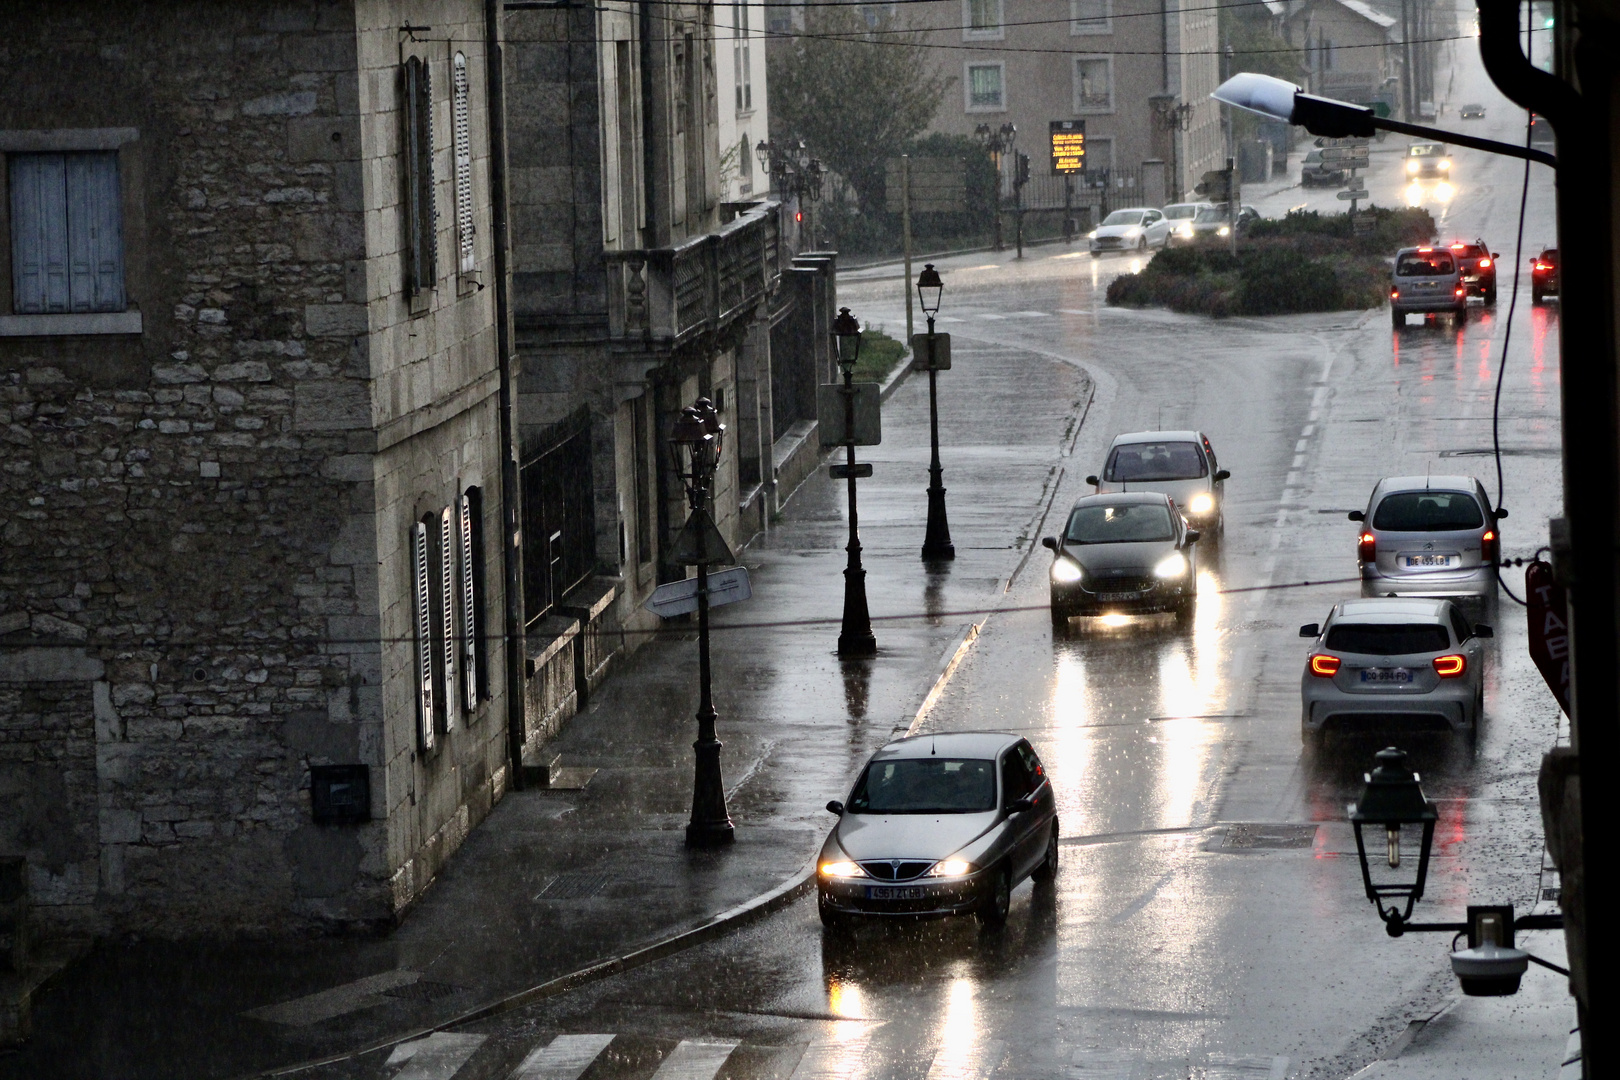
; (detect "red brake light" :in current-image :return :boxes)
[1433,654,1467,678]
[1450,243,1465,249]
[795,211,804,223]
[1358,532,1377,562]
[1310,654,1341,677]
[1417,246,1433,252]
[1482,529,1498,563]
[1535,262,1550,271]
[1390,287,1400,299]
[1479,258,1491,268]
[1455,287,1466,296]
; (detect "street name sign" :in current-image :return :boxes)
[1337,189,1371,200]
[909,332,952,371]
[884,157,968,214]
[1050,120,1086,175]
[818,383,882,446]
[1319,146,1370,166]
[829,463,873,479]
[644,566,753,618]
[1353,211,1379,236]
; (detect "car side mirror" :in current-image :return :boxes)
[1495,508,1509,519]
[1007,795,1033,814]
[1041,536,1059,551]
[1214,469,1230,481]
[1299,623,1320,638]
[1472,624,1494,639]
[826,800,844,815]
[1085,475,1100,487]
[1348,510,1365,522]
[1492,252,1501,259]
[1184,530,1201,544]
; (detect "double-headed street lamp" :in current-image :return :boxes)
[916,265,954,561]
[974,123,1017,251]
[832,308,877,658]
[756,138,825,243]
[669,399,735,848]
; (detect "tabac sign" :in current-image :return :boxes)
[1525,560,1569,713]
[1050,120,1086,175]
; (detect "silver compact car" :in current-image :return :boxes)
[1391,247,1467,327]
[1350,476,1503,601]
[817,733,1059,930]
[1042,492,1200,628]
[1087,430,1229,537]
[1299,598,1491,743]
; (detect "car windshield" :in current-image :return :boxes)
[848,758,997,813]
[1102,211,1144,226]
[1540,249,1559,264]
[1408,144,1444,157]
[1193,208,1226,223]
[1325,623,1451,654]
[1065,503,1177,544]
[1163,205,1199,220]
[1452,245,1485,258]
[1304,150,1323,163]
[1396,252,1456,275]
[1105,441,1208,481]
[1372,491,1484,531]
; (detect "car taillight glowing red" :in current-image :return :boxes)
[1479,258,1491,268]
[1433,654,1467,678]
[1359,532,1376,562]
[1311,655,1341,677]
[1535,262,1550,271]
[1482,529,1498,563]
[1455,287,1467,296]
[1390,287,1400,299]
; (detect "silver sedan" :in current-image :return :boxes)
[1351,476,1503,602]
[1299,598,1491,746]
[816,732,1059,930]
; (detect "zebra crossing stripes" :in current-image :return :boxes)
[787,1028,877,1080]
[648,1040,742,1080]
[511,1033,618,1080]
[1068,1049,1147,1080]
[1204,1055,1288,1079]
[925,1038,1003,1080]
[387,1032,488,1080]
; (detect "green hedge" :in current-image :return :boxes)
[1106,242,1391,317]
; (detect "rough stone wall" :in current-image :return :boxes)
[0,0,508,937]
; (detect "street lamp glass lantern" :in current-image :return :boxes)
[670,405,720,487]
[999,122,1017,148]
[917,263,944,317]
[1348,746,1439,935]
[832,306,863,373]
[755,139,772,173]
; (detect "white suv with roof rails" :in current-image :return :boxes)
[1350,476,1503,600]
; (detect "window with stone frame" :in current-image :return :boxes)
[964,0,1004,39]
[402,54,438,298]
[1070,0,1112,35]
[8,151,125,314]
[1073,56,1114,113]
[965,62,1005,111]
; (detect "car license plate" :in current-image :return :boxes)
[866,886,928,900]
[1360,668,1414,684]
[1098,591,1142,602]
[1401,554,1457,568]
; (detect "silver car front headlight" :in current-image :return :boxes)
[928,858,975,878]
[818,859,866,879]
[1051,559,1083,584]
[1154,552,1189,579]
[1188,492,1215,515]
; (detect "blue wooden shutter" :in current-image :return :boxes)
[9,154,70,314]
[65,152,125,313]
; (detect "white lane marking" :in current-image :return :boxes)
[650,1040,740,1080]
[510,1034,617,1080]
[975,313,1007,320]
[1069,1048,1146,1079]
[387,1033,487,1080]
[242,969,420,1026]
[789,1029,876,1080]
[1301,423,1315,437]
[1285,471,1300,487]
[1291,454,1306,469]
[1294,439,1308,454]
[1057,308,1092,314]
[1011,310,1051,317]
[1205,1055,1289,1080]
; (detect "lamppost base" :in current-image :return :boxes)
[686,733,734,849]
[921,543,956,561]
[922,484,954,560]
[685,819,736,848]
[838,563,877,658]
[837,634,878,658]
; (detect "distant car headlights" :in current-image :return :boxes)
[1088,230,1098,239]
[1217,225,1231,237]
[1050,558,1084,584]
[1439,159,1451,171]
[819,860,866,879]
[1154,552,1189,579]
[1188,492,1216,515]
[1406,159,1421,174]
[928,858,975,878]
[1177,224,1194,237]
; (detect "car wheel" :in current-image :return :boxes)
[1137,235,1148,252]
[977,867,1011,929]
[818,893,853,932]
[1532,287,1543,304]
[1455,303,1468,325]
[1301,726,1323,752]
[1089,251,1101,259]
[1032,822,1060,884]
[1174,598,1196,629]
[1484,286,1497,306]
[1391,307,1403,329]
[1051,606,1074,635]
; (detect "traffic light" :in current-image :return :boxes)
[1014,151,1031,189]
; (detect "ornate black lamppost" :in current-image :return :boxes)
[974,122,1017,251]
[833,308,876,658]
[756,138,825,243]
[916,264,954,561]
[670,399,735,848]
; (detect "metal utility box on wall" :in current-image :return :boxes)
[817,383,882,446]
[310,765,372,825]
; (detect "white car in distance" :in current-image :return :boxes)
[1088,208,1174,254]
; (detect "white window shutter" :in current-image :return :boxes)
[413,521,436,752]
[452,52,476,276]
[460,491,479,713]
[9,154,70,314]
[65,152,125,314]
[439,506,458,731]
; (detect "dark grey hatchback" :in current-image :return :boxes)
[817,732,1059,930]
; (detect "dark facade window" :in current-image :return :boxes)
[8,151,125,314]
[522,413,596,623]
[403,54,438,296]
[632,396,653,565]
[460,487,489,709]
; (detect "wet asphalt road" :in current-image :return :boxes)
[302,52,1565,1080]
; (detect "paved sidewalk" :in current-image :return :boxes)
[1,339,1092,1080]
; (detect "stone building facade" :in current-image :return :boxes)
[0,0,520,937]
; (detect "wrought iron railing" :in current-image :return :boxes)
[604,201,785,347]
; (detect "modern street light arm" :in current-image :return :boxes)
[1212,72,1556,168]
[1475,0,1577,129]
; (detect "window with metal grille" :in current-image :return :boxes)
[412,519,437,752]
[1070,0,1111,35]
[9,151,125,314]
[452,52,476,277]
[460,488,488,711]
[438,506,458,731]
[521,414,596,623]
[403,55,438,296]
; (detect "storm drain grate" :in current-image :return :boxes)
[1221,824,1318,850]
[536,871,612,900]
